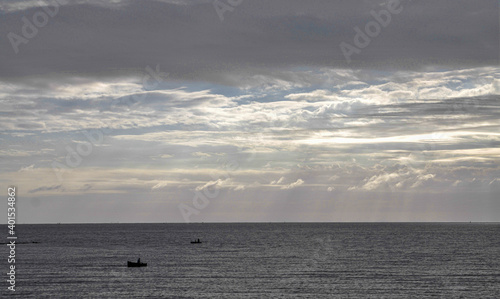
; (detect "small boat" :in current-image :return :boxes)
[127,261,147,267]
[191,239,202,244]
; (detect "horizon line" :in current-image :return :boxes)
[13,221,500,225]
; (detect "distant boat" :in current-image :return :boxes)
[127,260,147,267]
[191,239,202,244]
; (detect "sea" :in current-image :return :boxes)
[2,223,499,298]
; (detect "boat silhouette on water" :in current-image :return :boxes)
[128,258,147,267]
[191,239,202,244]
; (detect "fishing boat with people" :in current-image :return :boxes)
[127,258,147,267]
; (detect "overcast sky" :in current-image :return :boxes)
[0,0,499,223]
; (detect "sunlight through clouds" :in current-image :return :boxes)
[0,0,498,223]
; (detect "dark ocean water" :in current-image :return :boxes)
[2,223,499,298]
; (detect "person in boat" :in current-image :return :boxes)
[137,258,140,264]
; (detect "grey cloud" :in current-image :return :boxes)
[0,0,497,84]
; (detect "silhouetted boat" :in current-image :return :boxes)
[191,239,202,244]
[127,261,147,267]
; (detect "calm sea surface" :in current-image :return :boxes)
[2,223,499,298]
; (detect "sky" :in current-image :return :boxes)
[0,0,499,223]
